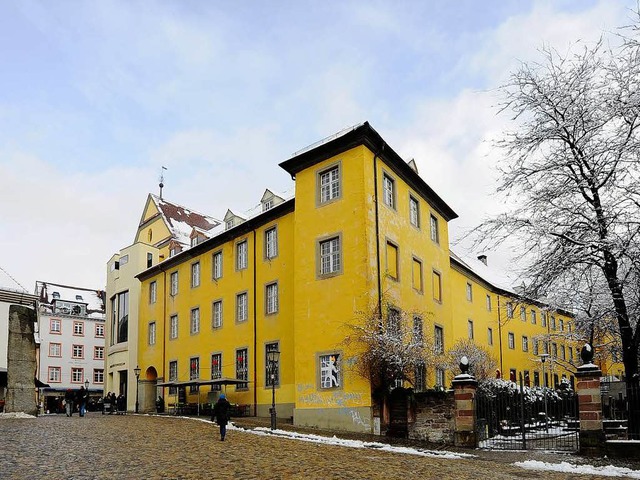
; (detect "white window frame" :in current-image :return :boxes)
[48,366,61,383]
[190,307,200,335]
[73,321,84,336]
[71,367,84,383]
[487,327,493,346]
[409,195,420,227]
[319,165,340,204]
[236,292,248,322]
[266,282,278,315]
[50,318,61,334]
[94,369,104,384]
[212,251,223,280]
[236,240,248,270]
[149,321,156,345]
[467,319,474,340]
[430,214,439,243]
[466,282,473,302]
[191,262,200,288]
[49,342,61,357]
[486,294,492,312]
[170,271,178,296]
[95,323,104,338]
[319,236,341,276]
[94,346,104,360]
[383,173,395,209]
[72,344,84,359]
[170,315,178,339]
[522,336,529,352]
[265,227,278,260]
[149,281,157,304]
[212,300,223,328]
[508,332,515,349]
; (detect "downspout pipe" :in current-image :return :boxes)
[253,230,257,415]
[373,145,385,318]
[497,295,503,376]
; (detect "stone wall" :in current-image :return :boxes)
[5,305,37,415]
[408,390,455,444]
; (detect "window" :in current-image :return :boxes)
[541,312,547,327]
[190,357,200,393]
[265,227,278,259]
[467,320,474,340]
[71,368,83,383]
[72,344,84,359]
[409,195,420,227]
[415,363,426,392]
[110,291,129,344]
[543,341,549,355]
[170,315,178,339]
[212,251,223,280]
[412,316,424,346]
[486,294,492,312]
[147,252,153,268]
[569,347,574,362]
[320,353,341,388]
[73,321,84,336]
[149,322,156,345]
[522,336,529,352]
[170,272,178,296]
[94,369,104,384]
[95,323,104,338]
[550,316,556,330]
[190,308,200,335]
[508,332,515,349]
[263,198,274,211]
[149,281,157,304]
[49,343,61,357]
[236,293,248,322]
[559,319,564,332]
[430,214,439,243]
[266,283,278,315]
[236,240,248,270]
[531,310,537,324]
[319,236,341,276]
[48,366,61,383]
[318,165,340,204]
[226,219,234,230]
[191,262,200,288]
[435,368,445,388]
[383,174,395,208]
[466,283,473,302]
[412,257,423,292]
[520,306,526,321]
[552,343,558,357]
[533,340,539,356]
[211,353,222,391]
[94,346,104,360]
[432,271,442,302]
[507,303,514,319]
[169,361,178,395]
[434,326,444,354]
[265,342,280,387]
[212,300,223,328]
[510,369,517,382]
[50,318,61,334]
[119,254,129,266]
[487,328,493,346]
[560,345,566,360]
[386,242,398,280]
[387,308,401,339]
[236,348,248,389]
[534,371,540,387]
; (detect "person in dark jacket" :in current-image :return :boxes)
[76,386,88,417]
[212,394,231,441]
[64,388,75,417]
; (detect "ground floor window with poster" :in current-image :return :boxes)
[319,353,341,389]
[211,353,222,391]
[236,348,248,390]
[190,357,199,393]
[169,361,178,395]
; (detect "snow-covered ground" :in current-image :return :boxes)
[516,460,640,478]
[0,412,36,419]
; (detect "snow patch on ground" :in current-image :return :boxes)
[516,460,640,478]
[0,412,36,419]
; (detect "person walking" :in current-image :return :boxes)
[77,386,88,417]
[212,394,231,441]
[64,388,74,417]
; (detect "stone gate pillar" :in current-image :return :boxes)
[576,344,605,455]
[6,305,37,415]
[452,357,477,448]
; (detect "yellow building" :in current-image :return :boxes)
[129,122,584,433]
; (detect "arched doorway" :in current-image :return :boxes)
[141,367,158,413]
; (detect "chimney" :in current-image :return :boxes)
[477,254,487,265]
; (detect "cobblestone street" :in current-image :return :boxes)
[0,413,631,479]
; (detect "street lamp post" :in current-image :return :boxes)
[540,354,549,432]
[266,350,280,431]
[134,365,141,414]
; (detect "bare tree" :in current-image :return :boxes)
[474,17,640,435]
[342,297,436,392]
[439,339,497,382]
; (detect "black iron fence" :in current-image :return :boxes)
[476,373,579,451]
[601,379,640,440]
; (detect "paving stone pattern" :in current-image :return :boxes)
[0,413,626,479]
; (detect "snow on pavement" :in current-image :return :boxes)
[516,460,640,478]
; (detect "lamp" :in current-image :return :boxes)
[84,379,89,390]
[266,350,280,430]
[134,365,141,414]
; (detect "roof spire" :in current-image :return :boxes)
[159,166,167,200]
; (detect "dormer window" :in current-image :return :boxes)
[226,220,234,230]
[75,295,83,301]
[263,199,273,212]
[191,237,199,247]
[52,292,60,299]
[119,255,129,266]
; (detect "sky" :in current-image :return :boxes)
[0,0,637,292]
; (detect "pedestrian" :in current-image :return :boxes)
[77,386,88,417]
[64,388,74,417]
[109,392,116,414]
[212,393,231,441]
